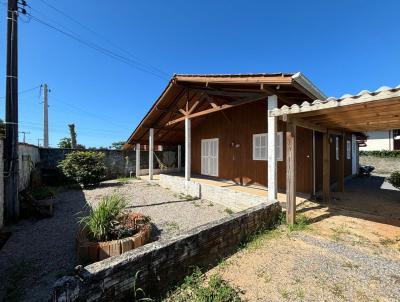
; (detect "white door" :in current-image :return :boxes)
[201,138,219,177]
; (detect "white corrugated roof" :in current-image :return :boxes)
[269,84,400,117]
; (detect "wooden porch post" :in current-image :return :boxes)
[178,145,182,171]
[286,118,296,225]
[149,128,154,180]
[135,143,140,177]
[338,134,345,192]
[185,118,191,182]
[323,132,331,202]
[267,95,278,202]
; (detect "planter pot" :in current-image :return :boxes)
[76,213,152,264]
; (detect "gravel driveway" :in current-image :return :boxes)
[0,179,229,302]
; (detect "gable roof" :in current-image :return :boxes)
[125,72,326,148]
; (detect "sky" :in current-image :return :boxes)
[0,0,399,148]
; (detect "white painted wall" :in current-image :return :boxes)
[360,130,394,151]
[18,143,40,191]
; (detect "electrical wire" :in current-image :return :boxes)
[0,85,41,99]
[27,13,169,81]
[36,0,169,78]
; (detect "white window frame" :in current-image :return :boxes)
[252,132,283,161]
[335,137,339,160]
[346,140,351,159]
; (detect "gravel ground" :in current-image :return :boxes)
[0,179,229,302]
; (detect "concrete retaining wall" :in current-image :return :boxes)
[51,202,281,301]
[360,155,400,175]
[159,174,266,211]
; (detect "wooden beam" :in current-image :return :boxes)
[187,100,200,115]
[176,75,293,85]
[322,132,331,203]
[286,118,296,225]
[166,95,268,126]
[179,109,187,116]
[135,143,140,177]
[338,134,345,192]
[149,128,154,180]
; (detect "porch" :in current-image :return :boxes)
[147,172,309,212]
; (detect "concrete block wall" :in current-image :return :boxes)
[39,148,178,179]
[51,202,281,301]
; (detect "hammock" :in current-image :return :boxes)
[153,152,176,170]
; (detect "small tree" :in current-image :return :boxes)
[110,141,126,150]
[58,137,72,148]
[58,151,106,187]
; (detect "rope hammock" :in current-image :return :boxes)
[153,152,176,170]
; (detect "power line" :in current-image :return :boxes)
[0,85,41,99]
[36,0,169,78]
[27,13,169,81]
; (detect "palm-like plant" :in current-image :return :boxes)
[79,194,127,241]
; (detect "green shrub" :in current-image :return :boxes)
[79,194,127,241]
[359,150,400,158]
[30,186,58,200]
[58,151,106,187]
[165,267,241,302]
[388,171,400,189]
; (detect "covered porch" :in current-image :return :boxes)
[269,84,400,224]
[125,73,327,221]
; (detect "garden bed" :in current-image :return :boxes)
[76,213,152,264]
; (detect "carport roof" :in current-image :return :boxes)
[269,85,400,132]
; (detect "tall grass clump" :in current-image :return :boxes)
[80,194,127,241]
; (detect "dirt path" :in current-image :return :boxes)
[208,202,400,302]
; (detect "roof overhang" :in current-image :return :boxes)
[269,85,400,133]
[124,73,326,148]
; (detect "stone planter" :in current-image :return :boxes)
[76,213,152,264]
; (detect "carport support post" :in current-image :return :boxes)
[338,134,345,192]
[323,132,331,202]
[185,118,191,182]
[149,128,154,180]
[267,95,278,202]
[286,118,296,225]
[178,145,182,171]
[135,143,140,177]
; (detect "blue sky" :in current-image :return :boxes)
[0,0,399,147]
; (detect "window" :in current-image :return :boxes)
[335,137,339,160]
[346,140,351,159]
[252,132,283,161]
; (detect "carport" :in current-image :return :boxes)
[268,85,400,224]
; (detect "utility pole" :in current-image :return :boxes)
[4,0,21,222]
[19,131,30,143]
[43,83,49,148]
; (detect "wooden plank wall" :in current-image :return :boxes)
[191,101,314,194]
[315,132,354,192]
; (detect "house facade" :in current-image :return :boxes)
[360,130,400,151]
[125,73,357,197]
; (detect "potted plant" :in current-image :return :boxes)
[76,194,152,264]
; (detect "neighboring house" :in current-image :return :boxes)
[125,73,358,196]
[360,130,400,151]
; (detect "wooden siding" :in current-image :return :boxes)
[191,101,314,194]
[315,132,353,192]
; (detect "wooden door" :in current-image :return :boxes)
[296,127,313,194]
